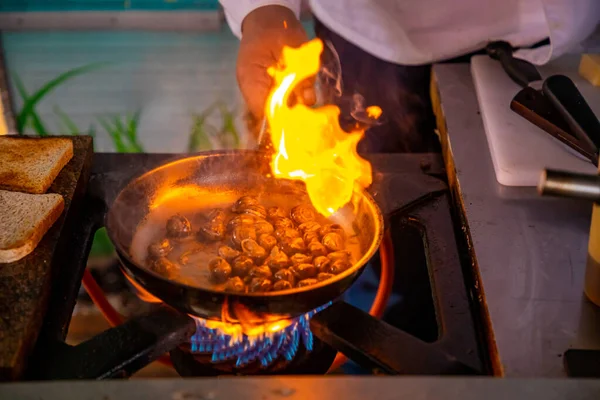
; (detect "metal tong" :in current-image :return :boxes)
[487,41,600,165]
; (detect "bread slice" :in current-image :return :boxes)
[0,190,64,263]
[0,136,73,194]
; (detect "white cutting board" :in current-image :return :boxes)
[471,55,599,186]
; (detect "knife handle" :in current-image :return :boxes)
[486,41,542,88]
[543,75,600,155]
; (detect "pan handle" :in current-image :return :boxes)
[542,75,600,155]
[310,301,480,375]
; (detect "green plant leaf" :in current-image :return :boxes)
[98,116,128,152]
[12,73,27,100]
[16,62,108,133]
[13,73,49,136]
[53,105,80,135]
[187,102,221,152]
[188,115,215,152]
[126,110,140,143]
[113,115,125,136]
[90,227,115,257]
[97,112,144,153]
[126,111,144,153]
[218,104,240,148]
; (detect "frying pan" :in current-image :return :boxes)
[106,150,384,321]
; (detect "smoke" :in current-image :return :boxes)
[317,39,344,103]
[317,40,384,133]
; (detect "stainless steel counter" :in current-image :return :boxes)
[1,377,600,400]
[432,63,600,377]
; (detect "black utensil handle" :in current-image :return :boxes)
[486,41,542,88]
[310,301,480,375]
[543,75,600,155]
[564,349,600,377]
[31,307,196,380]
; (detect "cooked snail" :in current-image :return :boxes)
[242,204,267,219]
[267,246,289,270]
[297,278,318,288]
[224,276,246,293]
[241,238,267,263]
[281,237,306,255]
[258,234,277,251]
[267,206,287,220]
[274,268,296,285]
[322,232,345,252]
[232,196,259,213]
[290,253,313,266]
[231,225,257,248]
[273,280,293,291]
[254,219,275,236]
[231,255,254,277]
[328,259,351,275]
[209,257,232,283]
[308,241,328,257]
[292,263,317,280]
[148,196,353,291]
[249,277,273,292]
[218,245,241,262]
[151,257,179,279]
[291,204,316,225]
[313,256,331,272]
[317,272,335,282]
[247,265,273,280]
[148,238,173,259]
[227,214,255,232]
[166,214,192,239]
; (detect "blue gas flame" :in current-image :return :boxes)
[190,303,331,368]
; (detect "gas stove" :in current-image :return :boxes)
[5,147,490,380]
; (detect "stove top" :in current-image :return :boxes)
[14,151,489,379]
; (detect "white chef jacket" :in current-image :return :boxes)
[218,0,600,66]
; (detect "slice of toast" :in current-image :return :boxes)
[0,136,73,194]
[0,190,64,263]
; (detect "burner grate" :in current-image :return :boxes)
[190,303,331,368]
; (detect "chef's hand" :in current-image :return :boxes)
[238,5,316,119]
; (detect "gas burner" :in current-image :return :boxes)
[171,336,337,377]
[188,303,332,369]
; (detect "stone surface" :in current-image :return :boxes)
[0,135,93,380]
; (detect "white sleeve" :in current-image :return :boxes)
[515,0,600,65]
[218,0,302,38]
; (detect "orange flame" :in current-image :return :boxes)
[149,184,207,210]
[128,274,293,336]
[366,106,382,119]
[265,38,377,217]
[124,273,163,303]
[203,301,293,337]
